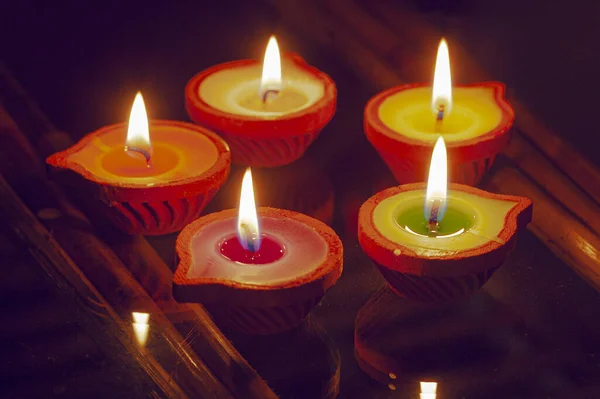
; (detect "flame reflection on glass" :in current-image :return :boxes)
[431,38,452,116]
[424,137,448,224]
[420,381,438,399]
[260,36,282,101]
[237,168,261,252]
[125,92,152,164]
[132,312,150,347]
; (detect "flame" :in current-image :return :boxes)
[125,92,152,157]
[431,38,452,116]
[425,137,448,223]
[132,312,150,347]
[237,168,261,251]
[259,36,282,99]
[420,381,438,399]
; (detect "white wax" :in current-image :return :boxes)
[187,216,328,286]
[198,58,325,117]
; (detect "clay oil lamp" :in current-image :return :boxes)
[364,39,514,185]
[173,168,343,334]
[358,137,532,301]
[185,36,336,167]
[47,93,231,235]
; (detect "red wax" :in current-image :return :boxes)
[220,235,285,265]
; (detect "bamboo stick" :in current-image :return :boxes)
[504,134,600,237]
[486,164,600,289]
[0,65,278,399]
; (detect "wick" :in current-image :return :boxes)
[125,146,152,168]
[261,89,280,104]
[436,104,445,122]
[240,223,258,253]
[427,199,441,234]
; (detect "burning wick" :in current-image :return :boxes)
[124,145,152,167]
[125,92,152,168]
[436,104,445,122]
[427,198,442,234]
[239,222,259,252]
[261,89,280,104]
[260,36,282,106]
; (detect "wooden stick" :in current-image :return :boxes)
[512,107,600,206]
[504,134,600,237]
[0,64,277,399]
[485,163,600,289]
[0,174,192,399]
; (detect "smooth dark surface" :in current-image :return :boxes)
[3,1,600,398]
[0,232,162,399]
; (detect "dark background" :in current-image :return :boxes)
[2,0,600,167]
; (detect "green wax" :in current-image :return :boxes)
[396,206,474,237]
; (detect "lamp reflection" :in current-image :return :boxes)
[132,312,150,347]
[223,316,340,399]
[355,286,519,394]
[420,381,438,399]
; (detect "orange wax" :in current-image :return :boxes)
[101,143,180,177]
[66,122,220,186]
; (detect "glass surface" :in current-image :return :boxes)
[4,1,600,398]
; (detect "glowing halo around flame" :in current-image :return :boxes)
[431,38,452,116]
[125,92,152,162]
[259,36,282,100]
[424,136,448,223]
[237,168,261,252]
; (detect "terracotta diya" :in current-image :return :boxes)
[185,36,337,167]
[47,93,230,235]
[173,168,343,334]
[364,39,514,185]
[358,138,532,301]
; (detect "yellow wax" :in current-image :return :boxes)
[373,189,518,256]
[199,58,324,117]
[378,86,503,143]
[238,88,309,113]
[67,124,219,186]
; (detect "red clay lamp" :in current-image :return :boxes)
[358,137,532,301]
[173,168,343,334]
[365,39,514,185]
[186,36,337,167]
[47,93,231,235]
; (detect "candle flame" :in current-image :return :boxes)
[237,168,261,252]
[420,381,438,399]
[125,92,152,160]
[259,36,282,100]
[425,137,448,223]
[132,312,150,347]
[431,38,452,116]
